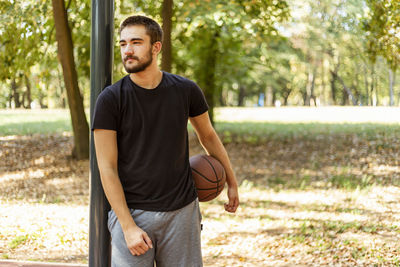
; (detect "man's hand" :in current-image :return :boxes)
[224,184,239,213]
[124,226,153,256]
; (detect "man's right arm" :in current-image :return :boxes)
[93,129,153,255]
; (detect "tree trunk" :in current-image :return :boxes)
[283,89,290,106]
[370,65,375,106]
[161,0,173,73]
[11,78,21,108]
[203,34,217,125]
[310,68,317,106]
[302,85,307,106]
[237,86,245,106]
[272,88,277,106]
[333,72,357,105]
[330,64,341,105]
[374,69,379,106]
[218,88,226,106]
[304,71,311,106]
[57,65,67,108]
[266,86,273,106]
[8,86,12,108]
[24,74,32,109]
[389,68,395,106]
[394,72,397,105]
[22,90,26,109]
[52,0,89,159]
[196,29,219,125]
[352,85,360,106]
[39,85,47,108]
[330,74,337,105]
[321,59,328,105]
[364,64,369,106]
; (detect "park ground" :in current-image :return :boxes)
[1,107,400,266]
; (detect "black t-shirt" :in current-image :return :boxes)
[91,72,209,211]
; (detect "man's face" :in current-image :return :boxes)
[120,25,154,73]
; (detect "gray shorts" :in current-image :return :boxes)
[108,199,203,267]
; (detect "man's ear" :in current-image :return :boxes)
[152,41,162,55]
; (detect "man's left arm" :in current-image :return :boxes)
[189,111,239,213]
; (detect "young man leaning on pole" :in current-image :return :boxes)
[92,15,239,266]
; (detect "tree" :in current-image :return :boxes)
[52,0,89,159]
[161,0,173,72]
[363,0,400,106]
[2,0,399,111]
[0,0,49,108]
[174,0,290,121]
[364,0,400,70]
[284,0,381,105]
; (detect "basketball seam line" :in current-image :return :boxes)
[192,167,220,184]
[196,186,222,190]
[201,155,220,197]
[199,191,217,201]
[221,163,225,181]
[201,155,219,180]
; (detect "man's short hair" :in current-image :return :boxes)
[120,15,163,44]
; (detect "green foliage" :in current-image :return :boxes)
[8,234,30,249]
[0,0,399,108]
[0,0,54,107]
[363,0,400,70]
[287,0,378,106]
[68,0,91,80]
[111,0,290,116]
[173,0,290,115]
[0,1,49,79]
[0,0,88,108]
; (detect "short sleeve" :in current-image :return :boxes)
[91,88,118,131]
[189,82,209,117]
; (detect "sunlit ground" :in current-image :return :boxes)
[200,183,400,266]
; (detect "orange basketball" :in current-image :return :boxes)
[189,154,226,202]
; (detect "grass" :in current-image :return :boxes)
[329,174,374,190]
[214,106,400,144]
[8,234,30,249]
[2,107,400,141]
[0,109,72,135]
[215,121,400,143]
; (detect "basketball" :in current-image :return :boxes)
[189,154,226,202]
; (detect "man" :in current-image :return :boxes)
[92,15,239,266]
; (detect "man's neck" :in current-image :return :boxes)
[129,65,163,90]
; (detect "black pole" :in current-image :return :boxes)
[89,0,114,266]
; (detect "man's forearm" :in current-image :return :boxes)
[99,167,137,231]
[197,130,238,187]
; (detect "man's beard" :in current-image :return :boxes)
[123,49,153,73]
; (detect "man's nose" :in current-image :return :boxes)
[124,43,134,54]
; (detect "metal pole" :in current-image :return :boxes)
[89,0,114,266]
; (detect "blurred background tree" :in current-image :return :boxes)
[363,0,399,106]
